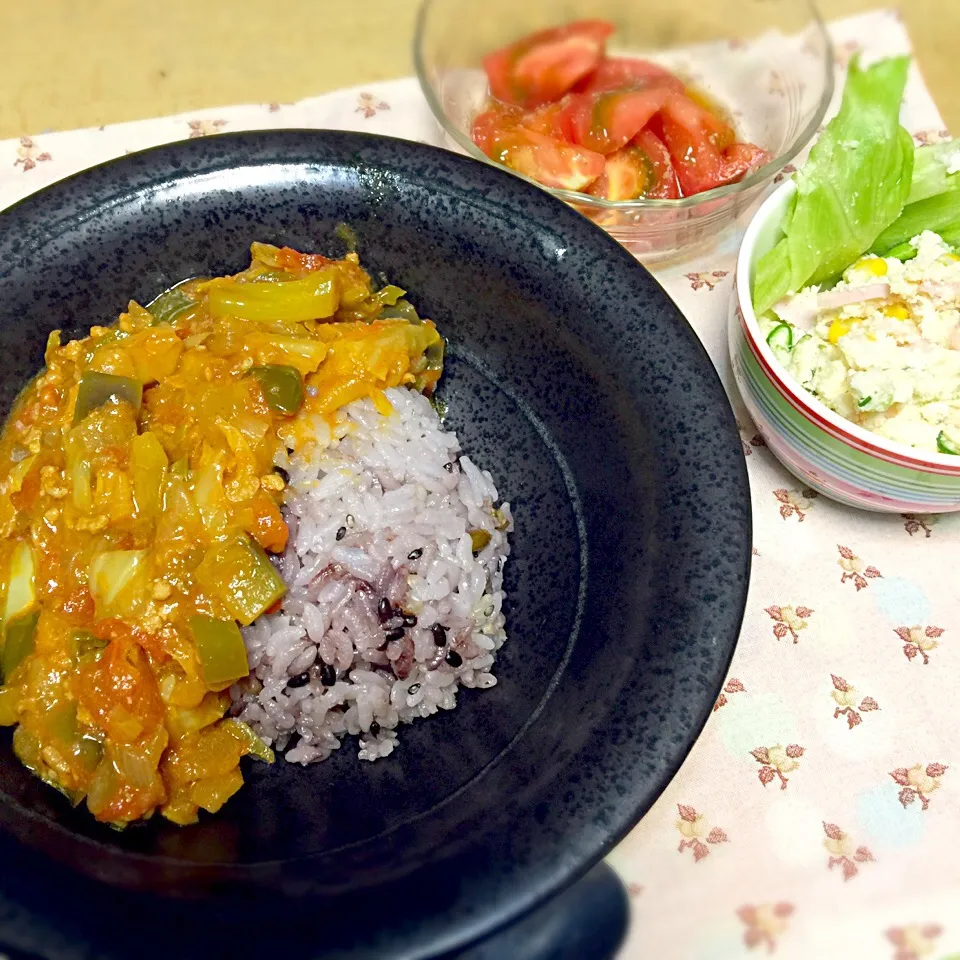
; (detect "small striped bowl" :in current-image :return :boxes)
[730,180,960,513]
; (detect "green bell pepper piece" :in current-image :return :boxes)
[2,610,39,683]
[194,536,286,626]
[249,364,304,416]
[188,615,251,689]
[73,371,143,424]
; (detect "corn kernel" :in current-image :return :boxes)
[884,304,910,320]
[827,319,852,344]
[855,257,888,277]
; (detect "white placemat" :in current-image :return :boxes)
[1,9,957,958]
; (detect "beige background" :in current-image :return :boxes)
[0,1,953,139]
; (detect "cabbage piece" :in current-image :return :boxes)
[3,541,35,622]
[88,550,149,619]
[130,431,169,519]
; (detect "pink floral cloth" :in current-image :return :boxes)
[1,9,957,959]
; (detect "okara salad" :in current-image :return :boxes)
[0,243,512,826]
[753,56,960,455]
[472,20,771,200]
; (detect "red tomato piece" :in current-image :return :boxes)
[586,146,649,201]
[717,142,773,184]
[576,57,684,95]
[475,120,605,192]
[570,85,672,155]
[659,92,726,195]
[632,128,680,199]
[686,91,737,150]
[482,20,614,109]
[472,104,523,154]
[273,247,333,275]
[520,97,577,142]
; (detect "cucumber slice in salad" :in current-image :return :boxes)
[765,323,794,351]
[936,430,960,455]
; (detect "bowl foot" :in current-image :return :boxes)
[440,861,629,960]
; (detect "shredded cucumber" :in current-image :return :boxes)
[936,430,960,455]
[765,323,794,351]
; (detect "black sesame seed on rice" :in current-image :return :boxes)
[230,389,511,766]
[319,663,337,686]
[272,465,290,484]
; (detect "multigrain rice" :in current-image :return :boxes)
[230,387,511,764]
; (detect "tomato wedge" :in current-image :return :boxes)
[717,142,773,184]
[474,119,604,192]
[576,57,684,95]
[570,85,672,155]
[632,128,680,199]
[586,146,650,201]
[519,97,577,141]
[659,92,727,195]
[476,20,769,200]
[472,103,523,154]
[482,20,614,109]
[685,90,737,150]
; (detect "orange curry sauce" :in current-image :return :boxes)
[0,243,442,825]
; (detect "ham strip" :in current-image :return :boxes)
[816,282,890,310]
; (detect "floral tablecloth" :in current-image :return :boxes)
[1,8,958,960]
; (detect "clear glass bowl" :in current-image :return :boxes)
[415,0,834,264]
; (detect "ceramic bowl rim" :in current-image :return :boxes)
[0,131,751,960]
[736,178,960,476]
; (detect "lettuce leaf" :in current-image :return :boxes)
[869,141,960,257]
[871,190,960,255]
[906,141,960,204]
[752,55,914,315]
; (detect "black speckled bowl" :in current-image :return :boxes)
[0,131,749,959]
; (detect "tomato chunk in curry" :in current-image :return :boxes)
[0,243,443,826]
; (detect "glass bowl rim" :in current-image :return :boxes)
[413,0,835,211]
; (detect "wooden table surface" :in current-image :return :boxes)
[0,1,954,139]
